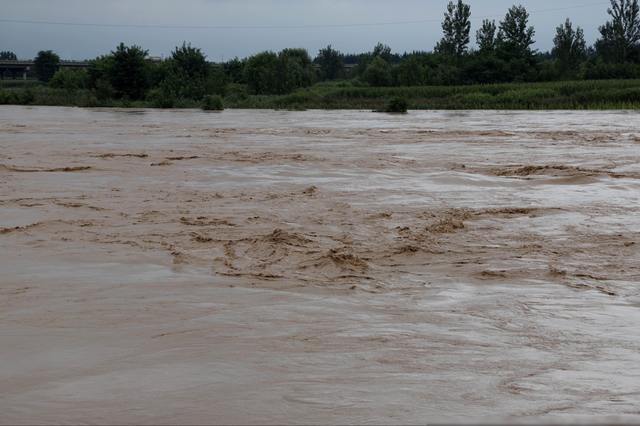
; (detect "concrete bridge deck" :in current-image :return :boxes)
[0,61,90,80]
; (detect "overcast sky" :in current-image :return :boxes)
[1,0,612,61]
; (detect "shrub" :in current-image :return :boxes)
[350,78,366,87]
[153,67,220,102]
[18,87,36,104]
[224,83,249,103]
[386,96,409,112]
[202,94,224,110]
[78,93,99,108]
[147,87,177,108]
[275,90,315,107]
[495,88,557,105]
[0,88,13,104]
[93,78,115,102]
[31,87,71,106]
[49,69,90,92]
[453,92,494,106]
[121,96,132,108]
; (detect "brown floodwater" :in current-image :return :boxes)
[1,106,640,424]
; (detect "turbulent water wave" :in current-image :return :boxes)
[1,107,640,423]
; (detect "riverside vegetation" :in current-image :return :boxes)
[3,79,640,110]
[2,0,640,110]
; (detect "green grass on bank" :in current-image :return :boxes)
[2,79,640,110]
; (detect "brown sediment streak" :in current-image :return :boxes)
[95,153,148,158]
[485,164,640,179]
[0,222,41,234]
[488,164,603,176]
[0,164,91,172]
[166,156,200,161]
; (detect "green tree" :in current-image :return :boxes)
[86,55,117,101]
[107,43,151,100]
[350,43,392,78]
[0,51,18,60]
[553,19,587,74]
[87,55,114,85]
[244,51,279,94]
[350,52,373,77]
[363,56,393,87]
[34,50,60,82]
[277,48,316,94]
[148,42,227,104]
[431,63,461,86]
[317,45,345,81]
[244,49,315,95]
[476,19,497,51]
[373,43,393,63]
[497,5,536,56]
[169,42,211,79]
[435,0,472,57]
[463,52,509,84]
[221,57,246,84]
[596,0,640,62]
[397,55,424,86]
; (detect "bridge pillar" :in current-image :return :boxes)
[23,70,27,80]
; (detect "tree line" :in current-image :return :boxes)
[3,0,640,105]
[331,0,640,86]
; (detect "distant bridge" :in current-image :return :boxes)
[0,60,90,80]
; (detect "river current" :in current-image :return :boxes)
[1,106,640,423]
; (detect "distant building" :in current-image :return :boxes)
[145,56,163,63]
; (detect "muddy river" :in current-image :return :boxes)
[1,106,640,423]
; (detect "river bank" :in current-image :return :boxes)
[2,79,640,110]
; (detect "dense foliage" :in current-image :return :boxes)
[4,79,640,110]
[3,0,640,109]
[244,48,316,95]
